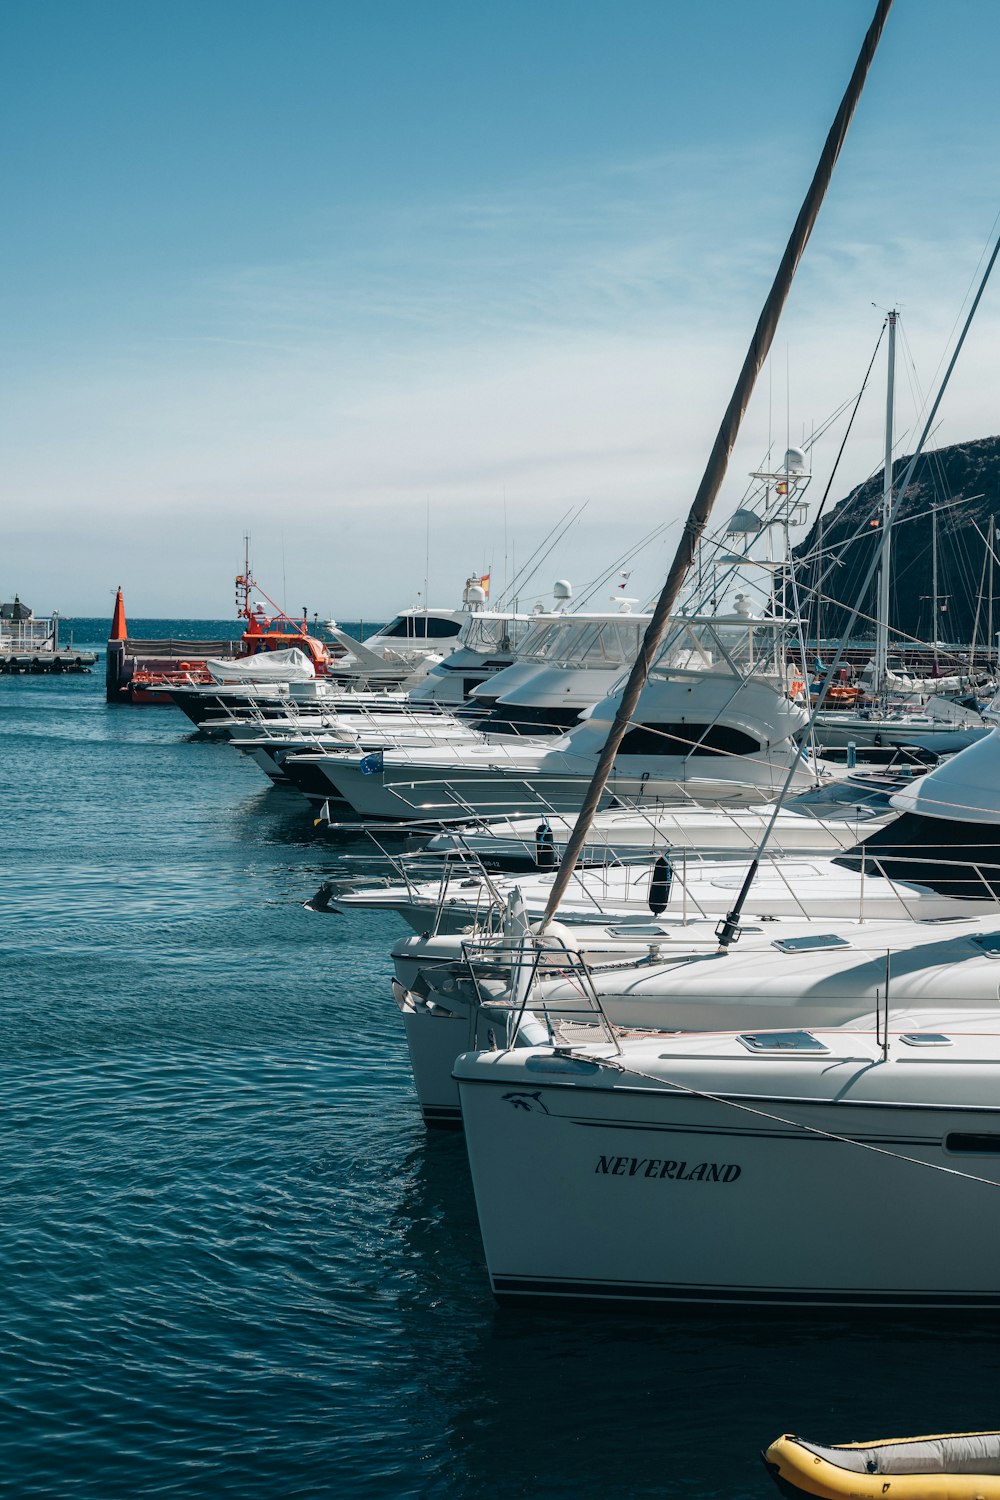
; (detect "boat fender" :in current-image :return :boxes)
[648,854,672,915]
[527,920,578,959]
[535,819,556,869]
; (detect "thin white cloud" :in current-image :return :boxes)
[5,141,1000,616]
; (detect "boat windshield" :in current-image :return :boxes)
[377,614,463,641]
[654,615,792,675]
[517,617,647,665]
[462,617,530,653]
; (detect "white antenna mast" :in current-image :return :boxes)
[424,497,430,610]
[874,308,897,692]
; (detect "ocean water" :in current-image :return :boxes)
[3,623,1000,1500]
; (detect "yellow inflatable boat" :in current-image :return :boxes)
[763,1431,1000,1500]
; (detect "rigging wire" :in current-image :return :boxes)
[714,218,1000,950]
[493,502,586,609]
[539,0,894,930]
[807,320,885,537]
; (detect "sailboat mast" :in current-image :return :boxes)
[816,512,825,652]
[874,309,896,689]
[537,0,894,932]
[931,501,939,673]
[990,512,995,669]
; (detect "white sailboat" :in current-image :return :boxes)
[814,310,989,753]
[455,1003,1000,1306]
[451,223,1000,1302]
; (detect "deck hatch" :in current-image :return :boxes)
[608,924,670,938]
[899,1033,953,1047]
[771,934,851,954]
[736,1030,830,1054]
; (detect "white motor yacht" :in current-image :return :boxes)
[162,579,524,728]
[230,705,484,785]
[282,603,829,822]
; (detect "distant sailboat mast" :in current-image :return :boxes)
[873,307,897,693]
[990,512,996,670]
[932,500,940,673]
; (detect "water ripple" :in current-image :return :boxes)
[3,670,1000,1499]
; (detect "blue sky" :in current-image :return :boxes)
[5,0,1000,619]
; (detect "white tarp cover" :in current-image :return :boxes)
[206,648,316,684]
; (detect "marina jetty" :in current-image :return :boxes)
[106,582,340,704]
[1,596,96,674]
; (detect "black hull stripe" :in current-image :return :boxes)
[491,1275,1000,1307]
[571,1118,932,1147]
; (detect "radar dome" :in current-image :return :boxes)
[552,580,573,601]
[726,508,763,535]
[783,446,807,474]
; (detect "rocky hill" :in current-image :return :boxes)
[792,433,1000,654]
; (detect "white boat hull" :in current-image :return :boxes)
[289,754,808,821]
[456,1043,1000,1305]
[339,856,998,931]
[815,716,988,752]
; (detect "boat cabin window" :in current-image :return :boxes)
[379,614,463,640]
[608,923,671,937]
[476,703,582,736]
[946,1132,1000,1154]
[669,617,786,673]
[616,722,762,757]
